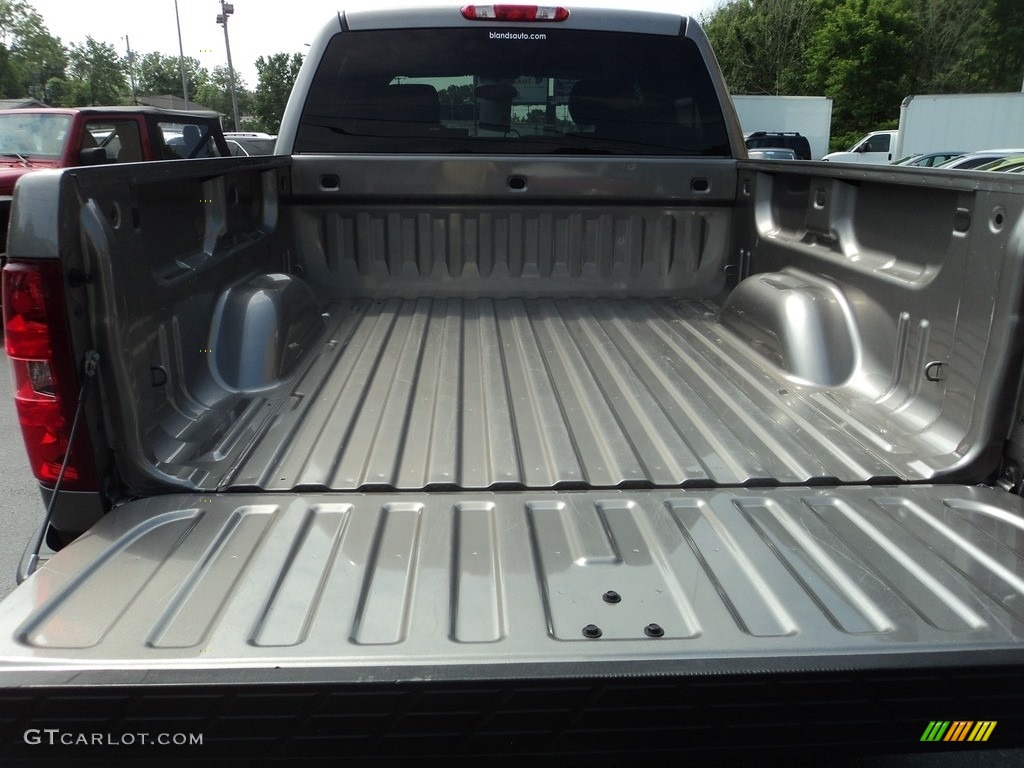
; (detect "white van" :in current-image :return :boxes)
[822,129,898,164]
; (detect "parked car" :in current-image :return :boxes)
[227,136,277,156]
[937,149,1024,170]
[975,155,1024,172]
[891,151,964,167]
[747,147,797,160]
[744,131,811,160]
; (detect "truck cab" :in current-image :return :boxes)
[822,128,898,163]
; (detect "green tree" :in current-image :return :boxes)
[887,0,1006,94]
[45,75,90,107]
[0,1,65,99]
[0,42,20,97]
[6,4,64,101]
[252,52,303,134]
[702,0,823,96]
[439,84,474,106]
[64,36,127,105]
[805,0,917,148]
[439,83,474,121]
[0,0,30,45]
[43,74,66,104]
[975,0,1024,92]
[194,65,249,130]
[702,0,1024,151]
[135,52,206,99]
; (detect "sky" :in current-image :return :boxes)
[24,0,723,91]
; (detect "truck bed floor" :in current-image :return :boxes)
[226,297,918,491]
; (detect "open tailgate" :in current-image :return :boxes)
[1,484,1024,761]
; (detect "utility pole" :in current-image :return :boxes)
[174,0,190,109]
[217,1,241,130]
[123,36,138,106]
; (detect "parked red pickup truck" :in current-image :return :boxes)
[0,106,229,245]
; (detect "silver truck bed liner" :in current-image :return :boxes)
[225,297,920,493]
[2,485,1023,678]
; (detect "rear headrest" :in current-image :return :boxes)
[182,123,202,152]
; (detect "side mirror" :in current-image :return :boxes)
[78,147,108,166]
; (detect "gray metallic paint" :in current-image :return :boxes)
[1,485,1023,680]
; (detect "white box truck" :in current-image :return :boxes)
[731,95,832,160]
[825,92,1024,165]
[894,92,1024,160]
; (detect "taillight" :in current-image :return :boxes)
[3,260,97,489]
[461,5,570,21]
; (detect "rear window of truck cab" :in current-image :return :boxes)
[295,28,731,156]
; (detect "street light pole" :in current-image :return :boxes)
[217,1,241,130]
[173,0,190,109]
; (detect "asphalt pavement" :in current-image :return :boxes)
[0,351,44,601]
[0,351,1020,766]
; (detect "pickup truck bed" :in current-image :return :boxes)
[68,153,1017,500]
[230,295,907,491]
[3,146,1023,757]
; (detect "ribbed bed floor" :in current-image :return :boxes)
[227,297,913,491]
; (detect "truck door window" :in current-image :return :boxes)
[156,121,224,159]
[864,134,890,152]
[82,121,144,163]
[296,29,730,156]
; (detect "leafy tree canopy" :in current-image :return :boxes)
[703,0,1024,150]
[0,0,63,101]
[252,52,303,134]
[135,52,206,101]
[64,36,126,106]
[195,65,249,130]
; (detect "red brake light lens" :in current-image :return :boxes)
[461,5,570,21]
[4,263,52,359]
[3,259,97,489]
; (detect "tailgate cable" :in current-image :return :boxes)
[24,350,100,578]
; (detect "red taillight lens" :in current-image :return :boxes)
[11,363,80,482]
[461,5,570,21]
[3,260,97,489]
[4,264,52,359]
